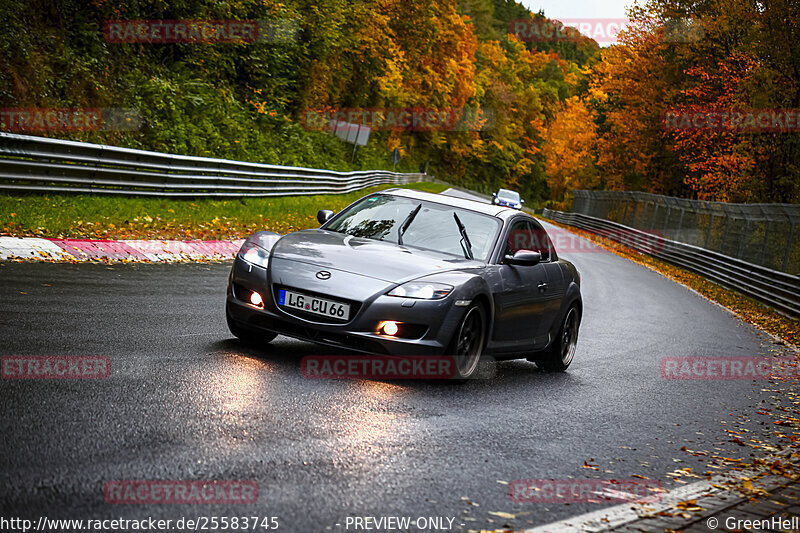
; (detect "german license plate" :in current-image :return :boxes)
[278,289,350,321]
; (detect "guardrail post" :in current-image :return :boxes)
[650,202,659,230]
[783,224,795,272]
[676,207,685,242]
[760,220,770,266]
[704,214,714,249]
[720,215,730,255]
[737,219,749,259]
[662,203,672,235]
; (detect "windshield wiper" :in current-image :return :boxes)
[453,213,474,260]
[397,204,422,245]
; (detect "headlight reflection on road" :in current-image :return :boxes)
[337,381,409,449]
[213,354,271,415]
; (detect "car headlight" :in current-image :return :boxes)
[238,241,270,268]
[387,282,453,300]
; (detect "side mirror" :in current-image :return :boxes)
[520,199,525,204]
[317,209,334,225]
[504,250,542,266]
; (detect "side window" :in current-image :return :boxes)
[504,220,532,257]
[504,219,555,261]
[529,219,556,261]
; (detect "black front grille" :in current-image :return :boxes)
[272,284,363,324]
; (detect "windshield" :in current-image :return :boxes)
[497,189,520,201]
[325,194,501,261]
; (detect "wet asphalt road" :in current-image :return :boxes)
[0,224,793,532]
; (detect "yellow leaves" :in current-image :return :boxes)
[666,467,702,480]
[542,96,598,199]
[587,86,608,102]
[676,499,703,512]
[740,480,770,498]
[477,40,508,69]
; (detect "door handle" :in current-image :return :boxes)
[538,282,548,292]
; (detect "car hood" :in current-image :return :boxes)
[269,229,484,283]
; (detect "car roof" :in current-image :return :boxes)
[380,188,522,221]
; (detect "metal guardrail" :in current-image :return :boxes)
[0,133,425,197]
[570,189,799,274]
[543,209,800,318]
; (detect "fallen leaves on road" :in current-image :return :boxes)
[487,511,529,519]
[676,499,703,512]
[581,460,599,470]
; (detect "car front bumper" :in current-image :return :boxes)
[226,257,467,356]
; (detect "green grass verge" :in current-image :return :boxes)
[0,182,448,240]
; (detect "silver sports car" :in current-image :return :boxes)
[226,188,582,380]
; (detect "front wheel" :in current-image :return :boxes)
[447,304,486,380]
[535,305,580,372]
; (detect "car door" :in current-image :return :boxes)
[529,218,567,336]
[491,218,552,350]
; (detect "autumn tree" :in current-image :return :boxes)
[589,0,800,202]
[542,96,598,203]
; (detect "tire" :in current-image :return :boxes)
[446,304,486,380]
[226,312,277,345]
[535,305,580,372]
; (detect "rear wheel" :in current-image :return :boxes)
[226,312,277,345]
[535,305,579,372]
[448,305,486,380]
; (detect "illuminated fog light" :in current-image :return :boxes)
[250,291,263,307]
[381,321,399,336]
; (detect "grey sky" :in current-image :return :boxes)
[518,0,637,45]
[519,0,633,19]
